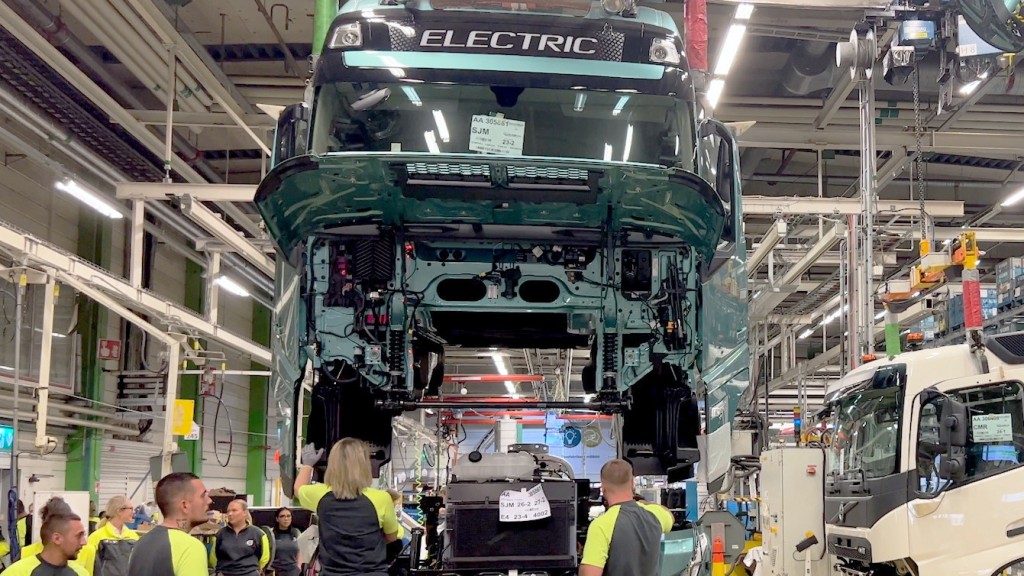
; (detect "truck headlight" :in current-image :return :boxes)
[602,0,627,13]
[650,38,680,65]
[329,22,363,48]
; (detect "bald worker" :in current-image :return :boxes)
[579,460,674,576]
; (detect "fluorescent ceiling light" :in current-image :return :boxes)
[875,311,886,320]
[55,180,123,220]
[424,130,440,154]
[798,329,812,340]
[432,110,450,142]
[959,80,981,95]
[574,93,587,112]
[1001,187,1024,207]
[612,96,629,116]
[622,124,634,162]
[402,86,422,106]
[213,275,250,298]
[714,24,747,76]
[0,365,12,371]
[492,355,509,376]
[821,304,849,325]
[491,354,516,395]
[735,3,754,20]
[603,143,613,162]
[706,78,726,109]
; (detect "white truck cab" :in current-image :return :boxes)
[822,335,1024,576]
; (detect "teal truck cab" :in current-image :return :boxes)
[256,0,748,501]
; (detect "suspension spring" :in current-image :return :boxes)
[602,332,618,382]
[389,330,404,372]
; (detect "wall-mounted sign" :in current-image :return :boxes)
[562,426,581,448]
[98,339,122,361]
[0,425,13,451]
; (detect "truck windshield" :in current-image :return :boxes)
[829,366,906,479]
[311,82,695,170]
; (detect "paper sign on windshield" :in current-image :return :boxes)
[972,413,1013,443]
[498,484,551,522]
[469,115,525,156]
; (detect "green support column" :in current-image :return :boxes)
[247,303,271,504]
[65,210,111,501]
[180,260,205,475]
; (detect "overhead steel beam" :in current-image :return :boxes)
[195,238,276,254]
[128,110,275,129]
[748,220,787,272]
[747,173,1008,191]
[749,279,822,292]
[179,195,275,277]
[738,122,1024,154]
[117,183,257,202]
[875,149,912,190]
[762,301,933,393]
[743,196,964,217]
[124,0,271,156]
[883,225,1024,244]
[764,249,896,267]
[716,0,889,8]
[217,202,263,240]
[0,219,272,364]
[932,227,1024,243]
[0,0,206,183]
[814,71,856,129]
[750,222,847,319]
[765,313,817,325]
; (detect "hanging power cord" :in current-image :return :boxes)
[199,366,235,467]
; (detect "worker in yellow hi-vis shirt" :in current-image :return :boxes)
[126,472,213,576]
[78,495,141,575]
[293,438,401,576]
[4,498,88,576]
[16,499,28,548]
[580,460,674,576]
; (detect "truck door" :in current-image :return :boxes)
[908,373,1024,575]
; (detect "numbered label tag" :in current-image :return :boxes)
[469,114,525,156]
[498,484,551,522]
[972,413,1013,442]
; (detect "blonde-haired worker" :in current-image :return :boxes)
[77,495,141,575]
[294,439,401,575]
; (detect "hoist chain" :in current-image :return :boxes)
[913,63,926,238]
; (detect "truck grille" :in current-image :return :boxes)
[401,162,593,191]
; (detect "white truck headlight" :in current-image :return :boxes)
[329,22,363,48]
[650,37,680,65]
